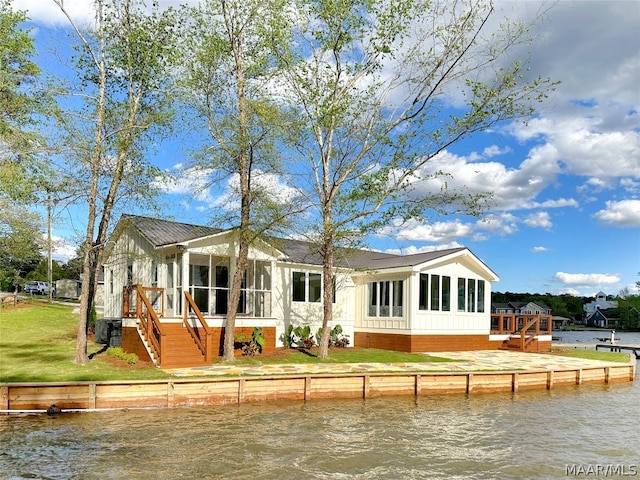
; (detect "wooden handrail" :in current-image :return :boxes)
[183,291,215,362]
[491,314,553,336]
[520,316,539,351]
[124,285,167,365]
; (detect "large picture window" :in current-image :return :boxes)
[419,274,450,311]
[368,280,403,317]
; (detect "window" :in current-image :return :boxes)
[215,264,229,315]
[420,274,450,311]
[109,269,114,295]
[468,279,476,313]
[368,280,403,317]
[477,280,485,313]
[430,275,440,311]
[292,271,322,303]
[292,272,305,302]
[442,276,451,311]
[419,274,428,310]
[309,273,322,302]
[151,261,158,287]
[189,264,209,313]
[392,280,403,317]
[457,278,466,311]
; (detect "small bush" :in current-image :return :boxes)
[106,347,138,364]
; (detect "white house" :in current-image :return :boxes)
[102,215,548,367]
[583,291,618,314]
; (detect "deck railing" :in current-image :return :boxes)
[490,314,552,336]
[183,291,215,362]
[123,285,165,318]
[123,284,167,364]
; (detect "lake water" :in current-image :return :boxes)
[1,331,638,480]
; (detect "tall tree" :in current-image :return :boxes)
[182,0,299,360]
[275,0,556,358]
[53,0,180,364]
[0,0,51,293]
[0,0,42,162]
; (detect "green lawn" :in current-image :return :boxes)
[215,347,455,365]
[550,346,631,363]
[0,302,171,383]
[0,302,631,383]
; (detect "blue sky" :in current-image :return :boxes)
[15,0,640,297]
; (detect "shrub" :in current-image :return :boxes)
[106,347,138,364]
[280,324,295,348]
[235,327,266,356]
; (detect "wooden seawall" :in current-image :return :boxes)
[1,362,635,413]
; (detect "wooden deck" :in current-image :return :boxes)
[122,285,276,368]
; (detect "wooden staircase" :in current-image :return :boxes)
[126,284,219,369]
[501,334,541,353]
[139,323,216,368]
[499,316,545,353]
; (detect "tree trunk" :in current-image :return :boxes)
[318,211,334,360]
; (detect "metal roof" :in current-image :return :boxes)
[122,214,223,247]
[119,214,488,274]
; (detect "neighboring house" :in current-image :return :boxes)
[585,308,619,329]
[102,215,549,366]
[583,291,618,314]
[492,301,552,316]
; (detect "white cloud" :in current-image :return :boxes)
[593,199,640,227]
[620,178,640,193]
[48,235,77,263]
[154,166,216,205]
[13,0,95,27]
[383,242,464,256]
[554,272,620,286]
[378,219,476,244]
[524,211,552,229]
[531,246,548,253]
[406,148,563,212]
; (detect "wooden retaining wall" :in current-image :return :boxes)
[1,363,635,412]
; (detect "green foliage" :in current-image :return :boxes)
[293,325,315,349]
[0,201,43,291]
[317,324,350,348]
[106,347,138,365]
[0,0,44,157]
[235,327,266,356]
[89,304,97,331]
[492,291,588,320]
[280,324,295,348]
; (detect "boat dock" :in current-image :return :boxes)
[595,344,640,359]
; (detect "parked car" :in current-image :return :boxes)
[24,281,51,295]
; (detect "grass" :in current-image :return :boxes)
[0,302,171,383]
[214,347,456,365]
[550,346,631,363]
[0,302,632,383]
